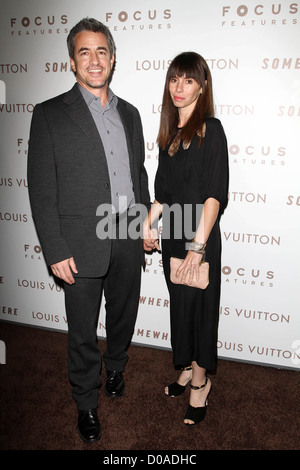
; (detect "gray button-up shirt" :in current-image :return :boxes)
[79,84,135,214]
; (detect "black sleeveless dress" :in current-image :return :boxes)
[154,117,229,371]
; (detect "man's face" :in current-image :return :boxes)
[70,30,114,94]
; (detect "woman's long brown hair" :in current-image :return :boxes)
[157,52,214,149]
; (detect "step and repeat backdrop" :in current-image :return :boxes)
[0,0,299,370]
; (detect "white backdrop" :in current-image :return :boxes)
[0,0,299,370]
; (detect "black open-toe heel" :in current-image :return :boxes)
[165,366,192,397]
[184,377,210,426]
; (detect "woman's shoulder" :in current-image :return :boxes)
[205,117,226,139]
[206,116,223,130]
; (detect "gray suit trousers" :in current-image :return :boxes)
[64,220,141,410]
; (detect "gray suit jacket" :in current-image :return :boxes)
[27,84,150,277]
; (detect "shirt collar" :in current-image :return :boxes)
[78,83,118,109]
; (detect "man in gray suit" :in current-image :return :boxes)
[27,18,150,443]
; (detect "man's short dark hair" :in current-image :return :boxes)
[67,17,116,59]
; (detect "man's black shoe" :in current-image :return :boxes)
[77,408,101,443]
[106,370,125,397]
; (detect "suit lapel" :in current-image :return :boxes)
[63,84,105,153]
[63,85,136,187]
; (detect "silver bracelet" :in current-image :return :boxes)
[189,241,206,254]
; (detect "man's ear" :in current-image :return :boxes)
[70,57,76,74]
[110,55,115,68]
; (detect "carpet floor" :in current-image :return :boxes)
[0,321,299,453]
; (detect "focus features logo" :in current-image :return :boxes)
[17,138,29,157]
[24,244,42,261]
[105,9,171,31]
[10,15,68,36]
[222,265,274,287]
[221,3,298,27]
[229,144,286,167]
[144,255,164,276]
[145,141,159,161]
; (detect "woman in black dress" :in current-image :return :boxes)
[143,52,229,425]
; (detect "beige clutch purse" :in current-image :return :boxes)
[170,257,209,289]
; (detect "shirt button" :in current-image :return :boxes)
[116,192,119,197]
[113,172,117,176]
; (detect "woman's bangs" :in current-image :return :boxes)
[168,59,201,83]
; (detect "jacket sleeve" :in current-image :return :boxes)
[27,103,72,265]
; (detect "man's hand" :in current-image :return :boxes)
[50,257,78,285]
[143,227,161,252]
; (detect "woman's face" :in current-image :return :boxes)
[169,74,202,114]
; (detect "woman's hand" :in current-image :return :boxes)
[176,250,203,285]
